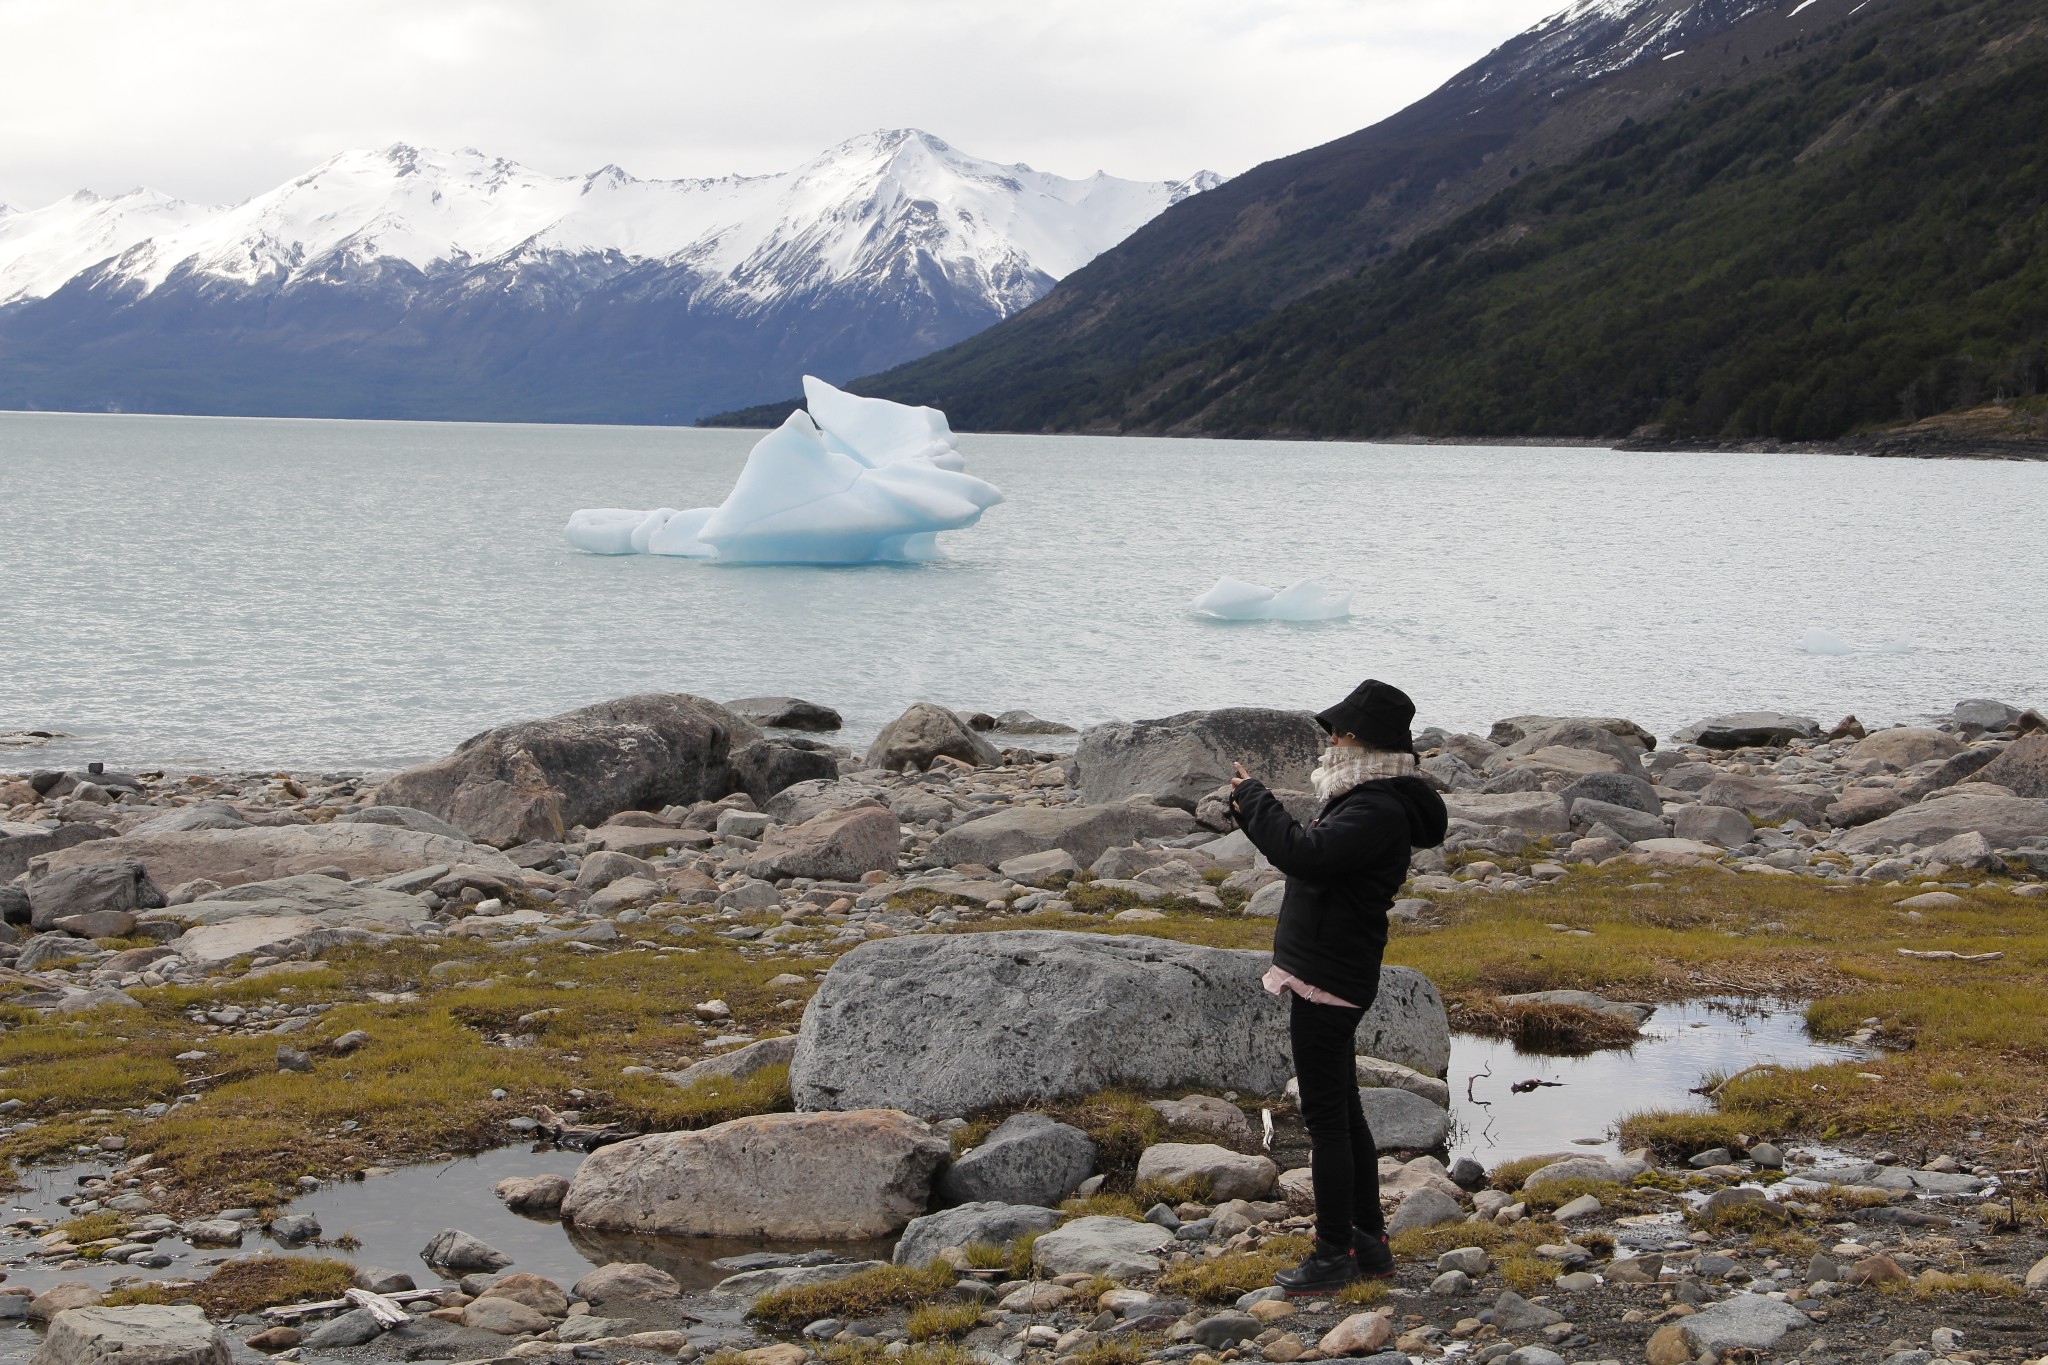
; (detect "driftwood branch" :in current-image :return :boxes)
[263,1288,447,1320]
[1696,1062,1783,1097]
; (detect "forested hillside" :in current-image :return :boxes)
[758,0,2046,445]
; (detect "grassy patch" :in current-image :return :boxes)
[819,1345,979,1365]
[1455,1000,1642,1054]
[1497,1253,1556,1294]
[1688,1200,1797,1236]
[1060,1194,1148,1222]
[905,1301,986,1341]
[1068,1337,1161,1365]
[1333,1278,1392,1307]
[1487,1156,1558,1192]
[1897,1269,2023,1299]
[1517,1178,1647,1216]
[58,1210,127,1243]
[1615,1110,1752,1162]
[750,1265,957,1327]
[1157,1234,1311,1302]
[104,1255,355,1316]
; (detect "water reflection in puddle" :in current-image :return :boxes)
[1449,996,1869,1163]
[2,1146,892,1297]
[3,997,1867,1296]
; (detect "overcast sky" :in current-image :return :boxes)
[0,0,1565,210]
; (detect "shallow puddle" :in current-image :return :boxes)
[3,997,1868,1296]
[1447,996,1870,1163]
[3,1146,892,1297]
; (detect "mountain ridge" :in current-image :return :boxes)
[0,130,1218,422]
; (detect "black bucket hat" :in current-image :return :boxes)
[1315,678,1416,753]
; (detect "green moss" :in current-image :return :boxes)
[750,1265,956,1327]
[104,1255,355,1315]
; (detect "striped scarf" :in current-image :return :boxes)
[1311,746,1418,802]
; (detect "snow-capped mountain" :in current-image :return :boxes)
[0,130,1219,422]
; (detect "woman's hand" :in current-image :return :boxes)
[1230,762,1251,790]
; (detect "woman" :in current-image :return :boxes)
[1229,679,1448,1294]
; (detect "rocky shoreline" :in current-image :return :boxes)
[3,692,2047,1365]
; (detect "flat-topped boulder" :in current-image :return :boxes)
[142,875,432,927]
[1441,792,1571,835]
[560,1110,948,1239]
[1673,712,1820,749]
[788,930,1449,1117]
[1074,708,1322,811]
[170,915,377,970]
[33,1304,229,1365]
[1835,793,2048,854]
[376,693,763,846]
[929,802,1196,869]
[31,824,513,891]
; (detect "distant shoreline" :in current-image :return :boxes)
[7,403,2045,462]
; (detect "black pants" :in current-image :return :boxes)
[1289,991,1383,1247]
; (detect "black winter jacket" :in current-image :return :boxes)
[1229,774,1448,1010]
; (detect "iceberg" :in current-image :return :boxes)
[564,377,1002,564]
[1190,576,1352,622]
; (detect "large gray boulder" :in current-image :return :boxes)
[169,916,377,970]
[33,1305,229,1365]
[32,824,514,892]
[764,777,890,825]
[28,862,164,930]
[747,806,900,881]
[376,693,763,847]
[929,802,1196,869]
[1663,1293,1813,1354]
[147,874,432,928]
[1569,799,1667,844]
[127,803,251,834]
[1672,713,1819,749]
[1358,1089,1454,1151]
[866,703,1000,772]
[660,1034,799,1090]
[788,931,1450,1117]
[1849,727,1964,770]
[0,823,111,885]
[1031,1216,1173,1278]
[560,1110,949,1238]
[730,741,840,806]
[1489,715,1655,749]
[333,805,471,841]
[1074,709,1323,811]
[1836,793,2048,854]
[1499,721,1648,778]
[938,1113,1096,1207]
[1440,792,1571,835]
[1694,775,1825,827]
[724,697,844,732]
[1974,733,2048,798]
[1556,773,1660,816]
[893,1202,1063,1269]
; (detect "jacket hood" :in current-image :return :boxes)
[1364,774,1449,849]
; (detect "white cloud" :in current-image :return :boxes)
[0,0,1563,209]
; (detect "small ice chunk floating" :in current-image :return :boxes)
[565,377,1003,564]
[1189,577,1352,621]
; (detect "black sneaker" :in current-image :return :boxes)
[1274,1238,1359,1295]
[1352,1230,1395,1279]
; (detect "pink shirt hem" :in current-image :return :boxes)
[1261,964,1359,1009]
